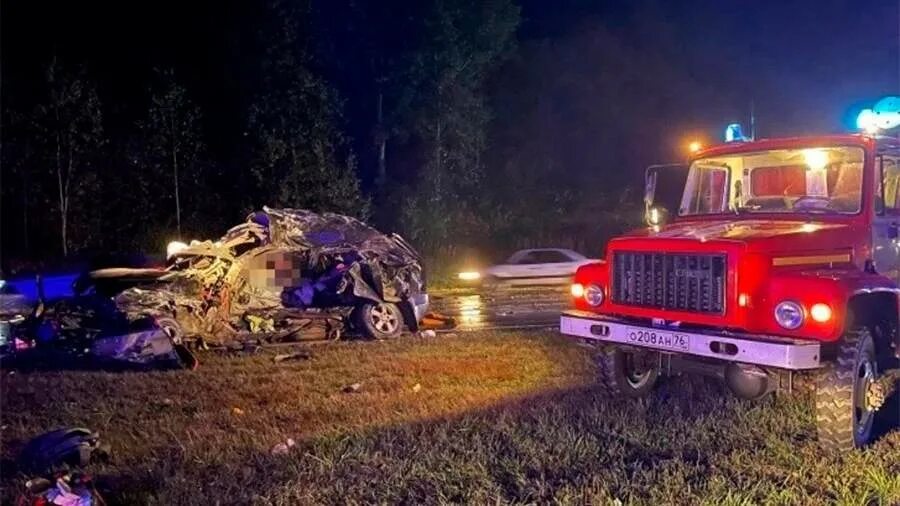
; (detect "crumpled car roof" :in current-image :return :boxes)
[261,207,419,266]
[104,207,424,343]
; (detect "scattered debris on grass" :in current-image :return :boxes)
[1,331,897,504]
[153,398,174,408]
[272,350,311,363]
[419,312,455,330]
[20,472,103,506]
[342,382,363,393]
[18,428,107,476]
[14,428,110,505]
[270,438,296,455]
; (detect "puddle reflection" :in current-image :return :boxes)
[457,294,484,327]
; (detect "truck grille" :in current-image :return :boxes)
[611,251,726,314]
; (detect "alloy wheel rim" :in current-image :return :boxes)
[370,304,400,333]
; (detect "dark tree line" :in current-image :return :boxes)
[1,0,743,272]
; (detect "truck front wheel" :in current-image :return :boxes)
[814,326,878,450]
[594,346,659,398]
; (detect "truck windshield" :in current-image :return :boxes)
[680,146,865,216]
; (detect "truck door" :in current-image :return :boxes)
[872,155,900,284]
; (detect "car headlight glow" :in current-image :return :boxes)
[774,301,804,329]
[584,284,605,306]
[570,283,584,298]
[166,240,189,259]
[458,271,481,281]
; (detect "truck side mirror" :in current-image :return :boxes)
[644,170,658,209]
[645,206,670,227]
[644,163,689,226]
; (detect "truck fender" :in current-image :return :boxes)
[847,287,900,360]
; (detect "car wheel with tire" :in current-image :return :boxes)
[595,346,659,398]
[814,326,878,450]
[353,302,403,339]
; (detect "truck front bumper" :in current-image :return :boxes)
[560,310,822,370]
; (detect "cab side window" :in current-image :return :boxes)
[511,252,539,265]
[881,157,900,212]
[532,251,570,263]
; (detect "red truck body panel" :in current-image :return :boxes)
[573,134,899,343]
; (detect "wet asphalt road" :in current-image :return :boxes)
[429,285,570,332]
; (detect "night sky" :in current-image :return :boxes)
[5,1,898,154]
[0,0,897,231]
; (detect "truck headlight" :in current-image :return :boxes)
[584,284,605,306]
[810,303,832,323]
[774,301,804,329]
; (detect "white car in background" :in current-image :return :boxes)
[460,248,597,286]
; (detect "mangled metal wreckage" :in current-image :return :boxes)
[77,208,429,349]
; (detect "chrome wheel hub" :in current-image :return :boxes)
[370,304,400,334]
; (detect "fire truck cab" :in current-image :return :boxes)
[561,133,900,450]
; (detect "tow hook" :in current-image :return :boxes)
[866,369,900,411]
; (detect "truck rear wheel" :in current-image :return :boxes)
[594,346,659,398]
[814,326,878,450]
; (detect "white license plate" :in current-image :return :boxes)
[623,328,690,351]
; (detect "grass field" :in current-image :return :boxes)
[1,331,899,505]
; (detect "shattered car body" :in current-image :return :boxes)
[79,208,429,344]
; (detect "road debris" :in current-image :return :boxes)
[16,428,110,504]
[154,398,175,408]
[273,351,311,363]
[419,312,455,330]
[20,472,103,506]
[271,438,296,455]
[245,315,275,333]
[18,428,108,475]
[342,382,363,393]
[231,407,245,416]
[411,383,422,393]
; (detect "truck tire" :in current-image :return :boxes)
[594,346,659,398]
[814,326,878,450]
[352,302,403,340]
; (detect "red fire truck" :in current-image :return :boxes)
[561,132,900,449]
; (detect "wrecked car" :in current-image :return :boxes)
[73,207,429,345]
